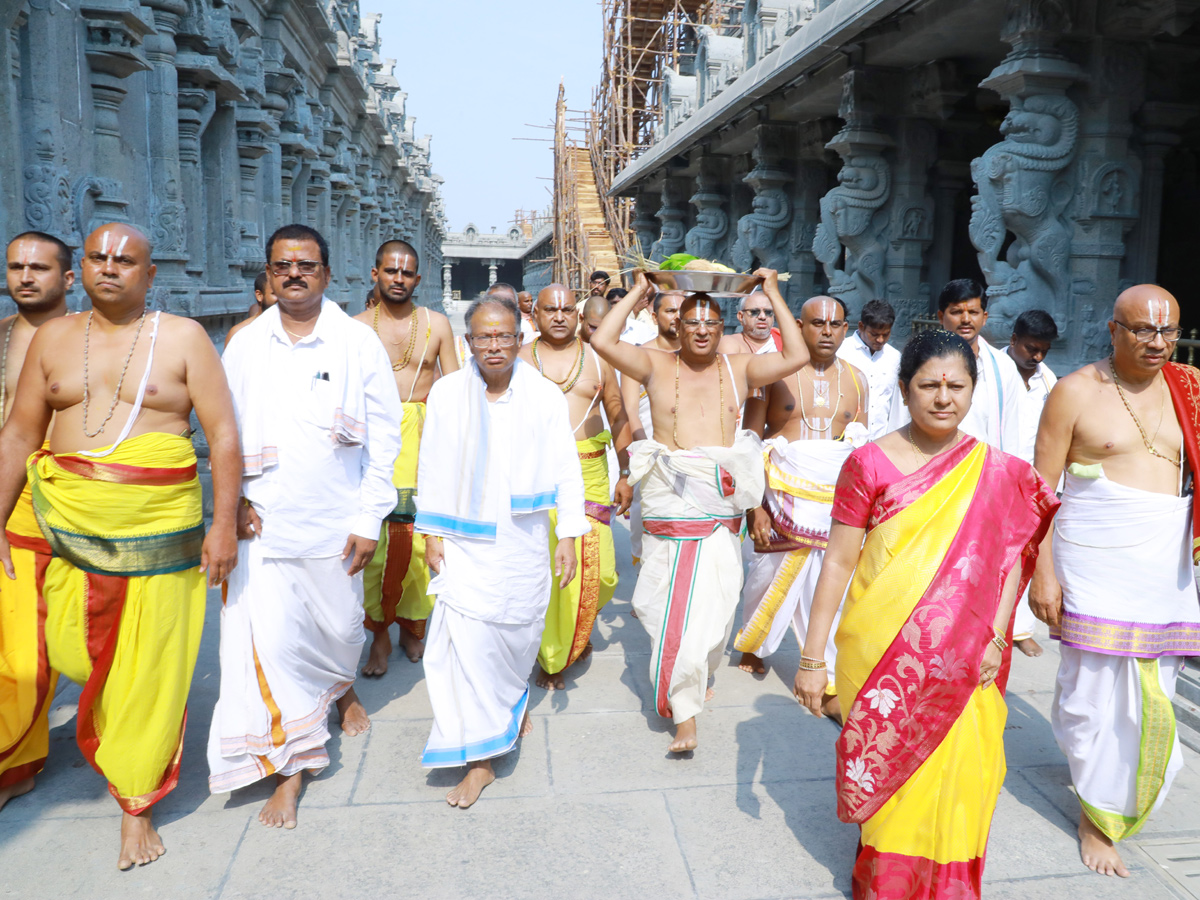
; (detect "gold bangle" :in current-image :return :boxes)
[991,635,1007,652]
[798,657,827,671]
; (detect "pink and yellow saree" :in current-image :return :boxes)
[831,437,1058,900]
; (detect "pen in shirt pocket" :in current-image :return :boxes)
[311,371,330,389]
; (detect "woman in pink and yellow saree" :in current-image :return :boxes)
[795,331,1059,900]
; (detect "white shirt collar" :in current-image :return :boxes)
[268,296,333,347]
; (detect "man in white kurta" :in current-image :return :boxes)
[836,299,901,440]
[1006,308,1060,653]
[416,296,587,808]
[208,226,402,830]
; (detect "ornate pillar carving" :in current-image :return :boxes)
[813,69,895,316]
[631,190,660,258]
[732,126,793,277]
[486,259,498,286]
[176,86,214,277]
[142,1,188,287]
[443,260,453,305]
[789,120,838,303]
[650,179,688,262]
[969,0,1082,330]
[685,158,729,261]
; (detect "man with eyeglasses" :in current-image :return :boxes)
[517,284,632,692]
[592,269,807,754]
[734,297,867,717]
[416,291,586,807]
[836,299,901,440]
[0,223,241,868]
[718,292,782,357]
[353,240,458,679]
[1031,284,1200,879]
[210,224,402,831]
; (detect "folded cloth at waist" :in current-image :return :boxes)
[28,432,204,577]
[1053,467,1200,657]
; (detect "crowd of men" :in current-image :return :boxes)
[0,227,1193,884]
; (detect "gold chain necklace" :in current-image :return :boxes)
[373,303,419,371]
[532,336,585,392]
[796,360,843,434]
[673,353,726,448]
[82,309,147,438]
[906,425,930,464]
[1109,356,1180,467]
[0,318,15,427]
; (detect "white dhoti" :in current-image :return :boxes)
[734,432,862,687]
[1050,468,1200,840]
[630,432,765,724]
[208,541,364,793]
[420,603,540,767]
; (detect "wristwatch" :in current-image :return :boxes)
[619,468,631,478]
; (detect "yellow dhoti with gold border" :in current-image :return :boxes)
[29,433,206,814]
[537,431,617,675]
[0,467,58,791]
[364,400,433,640]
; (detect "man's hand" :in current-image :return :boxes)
[752,267,780,297]
[1029,570,1063,629]
[342,534,379,576]
[425,535,444,574]
[236,502,262,540]
[553,538,577,589]
[0,533,13,580]
[613,477,633,516]
[748,506,772,551]
[199,524,238,587]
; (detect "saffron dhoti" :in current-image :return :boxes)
[30,433,206,813]
[537,431,618,675]
[364,400,433,641]
[0,475,57,791]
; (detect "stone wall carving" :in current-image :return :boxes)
[685,164,729,260]
[732,126,792,272]
[631,191,660,258]
[696,26,745,108]
[650,180,687,262]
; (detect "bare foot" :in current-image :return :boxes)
[575,641,594,664]
[535,666,566,691]
[362,629,391,677]
[1079,812,1130,877]
[118,810,165,870]
[822,694,843,724]
[336,687,371,736]
[631,608,638,619]
[258,772,302,829]
[738,652,766,675]
[669,717,698,753]
[0,776,35,813]
[399,628,425,662]
[520,710,533,738]
[446,760,495,808]
[705,686,715,702]
[1015,637,1044,657]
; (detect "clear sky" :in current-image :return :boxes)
[377,2,603,234]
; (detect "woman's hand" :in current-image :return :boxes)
[979,641,1002,689]
[793,667,829,717]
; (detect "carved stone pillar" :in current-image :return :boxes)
[443,260,453,304]
[884,118,937,318]
[650,179,688,263]
[789,120,838,303]
[80,2,154,231]
[1127,102,1199,284]
[236,109,274,271]
[813,69,895,317]
[486,260,498,286]
[969,0,1082,331]
[177,86,215,278]
[631,190,660,259]
[685,158,729,261]
[732,125,793,285]
[927,161,970,302]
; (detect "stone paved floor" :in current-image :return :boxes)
[1,521,1198,899]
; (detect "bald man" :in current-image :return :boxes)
[1031,285,1200,878]
[517,290,537,337]
[717,292,780,357]
[579,294,608,344]
[519,285,631,690]
[0,223,240,868]
[354,240,458,677]
[735,297,867,720]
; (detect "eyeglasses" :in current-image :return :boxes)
[269,260,323,276]
[467,333,520,348]
[743,308,774,318]
[1112,320,1182,343]
[681,319,722,331]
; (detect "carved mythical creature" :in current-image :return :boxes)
[685,206,729,260]
[650,217,686,262]
[969,93,1078,328]
[731,188,791,272]
[811,153,891,310]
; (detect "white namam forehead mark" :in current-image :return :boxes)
[98,229,130,258]
[811,300,839,320]
[1148,296,1170,327]
[12,238,40,266]
[383,251,417,271]
[693,298,717,318]
[539,286,573,307]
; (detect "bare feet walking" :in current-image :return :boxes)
[362,629,392,677]
[259,772,302,829]
[399,628,425,662]
[118,810,165,870]
[1078,812,1130,877]
[0,776,34,813]
[668,717,698,753]
[738,652,766,674]
[446,760,495,808]
[337,687,371,736]
[1014,637,1043,657]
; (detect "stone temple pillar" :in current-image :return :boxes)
[443,260,453,304]
[487,260,498,286]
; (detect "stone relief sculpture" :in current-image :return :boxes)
[969,93,1079,327]
[23,130,78,247]
[731,188,791,271]
[812,153,891,310]
[631,193,660,258]
[650,186,687,262]
[685,176,729,260]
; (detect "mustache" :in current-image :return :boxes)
[283,278,307,288]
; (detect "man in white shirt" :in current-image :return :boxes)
[417,294,587,808]
[936,279,1025,454]
[1007,308,1060,656]
[608,287,657,344]
[836,299,901,440]
[209,224,403,830]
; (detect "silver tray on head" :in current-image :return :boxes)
[644,269,762,297]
